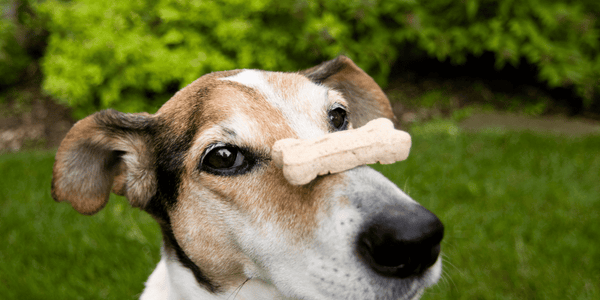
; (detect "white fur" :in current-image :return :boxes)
[221,70,338,139]
[141,251,292,300]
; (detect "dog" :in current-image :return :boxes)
[51,56,444,300]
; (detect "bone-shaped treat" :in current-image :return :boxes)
[272,118,411,185]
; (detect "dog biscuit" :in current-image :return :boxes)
[272,118,411,185]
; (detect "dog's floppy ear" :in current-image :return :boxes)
[51,109,156,215]
[301,55,396,128]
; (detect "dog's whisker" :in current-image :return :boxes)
[227,277,251,300]
[440,254,463,278]
[438,271,451,288]
[220,271,248,279]
[403,178,411,195]
[438,256,459,290]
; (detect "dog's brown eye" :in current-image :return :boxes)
[206,147,241,169]
[329,107,348,130]
[202,145,247,175]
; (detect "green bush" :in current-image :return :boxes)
[402,0,600,108]
[0,0,33,88]
[38,0,600,117]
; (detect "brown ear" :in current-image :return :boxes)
[51,109,156,215]
[301,55,396,128]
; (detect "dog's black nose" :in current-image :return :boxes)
[356,204,444,278]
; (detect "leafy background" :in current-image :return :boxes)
[1,1,599,299]
[2,0,599,117]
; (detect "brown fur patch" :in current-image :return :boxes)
[170,184,250,288]
[301,56,396,128]
[155,70,245,135]
[52,116,119,214]
[52,111,155,214]
[265,72,311,101]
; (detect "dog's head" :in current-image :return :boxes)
[52,56,443,299]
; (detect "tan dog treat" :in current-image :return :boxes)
[272,118,411,185]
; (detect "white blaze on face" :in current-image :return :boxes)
[220,70,336,139]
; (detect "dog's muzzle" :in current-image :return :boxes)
[356,203,444,278]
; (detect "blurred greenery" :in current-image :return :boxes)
[1,0,598,116]
[1,123,598,299]
[0,0,33,87]
[0,150,161,299]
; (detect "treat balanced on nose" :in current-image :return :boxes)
[272,118,412,185]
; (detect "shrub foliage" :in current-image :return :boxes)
[0,17,29,87]
[0,0,38,87]
[34,0,600,116]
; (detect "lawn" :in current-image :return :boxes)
[1,120,599,300]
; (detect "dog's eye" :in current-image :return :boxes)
[201,145,249,175]
[329,107,348,130]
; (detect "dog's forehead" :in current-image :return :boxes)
[157,69,350,167]
[217,70,343,140]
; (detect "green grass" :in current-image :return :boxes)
[1,121,599,299]
[0,151,161,299]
